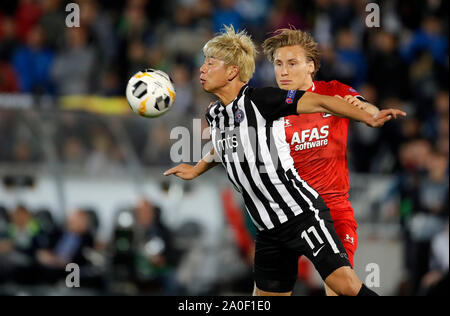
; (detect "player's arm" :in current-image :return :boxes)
[297,92,406,128]
[339,95,380,116]
[331,81,380,116]
[163,147,220,180]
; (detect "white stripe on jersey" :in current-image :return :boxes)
[250,102,303,216]
[239,101,289,224]
[208,86,327,231]
[231,149,275,230]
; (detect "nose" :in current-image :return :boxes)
[281,64,288,76]
[200,63,207,74]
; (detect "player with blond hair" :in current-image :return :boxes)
[165,26,405,296]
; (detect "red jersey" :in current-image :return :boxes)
[284,81,362,218]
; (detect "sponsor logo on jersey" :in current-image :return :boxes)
[291,125,330,152]
[216,134,239,152]
[323,113,332,118]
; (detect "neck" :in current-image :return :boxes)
[214,80,246,106]
[300,77,314,91]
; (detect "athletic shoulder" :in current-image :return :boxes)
[247,86,304,121]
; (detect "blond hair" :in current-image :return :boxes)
[262,28,321,78]
[203,25,257,83]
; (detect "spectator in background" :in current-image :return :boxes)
[0,16,18,92]
[61,137,87,165]
[401,15,448,68]
[234,0,271,42]
[56,112,90,165]
[420,220,449,296]
[38,0,66,51]
[164,4,211,65]
[36,209,94,282]
[14,0,42,43]
[125,40,149,81]
[268,0,304,33]
[419,151,449,218]
[373,97,411,173]
[0,16,18,93]
[167,62,194,116]
[79,0,118,70]
[0,16,19,61]
[98,67,122,96]
[0,205,43,283]
[401,15,448,103]
[387,139,448,295]
[192,0,214,25]
[116,0,153,89]
[117,0,152,43]
[51,26,97,95]
[212,0,242,33]
[0,205,42,257]
[86,124,125,174]
[12,140,34,162]
[0,61,18,92]
[368,31,409,100]
[12,25,54,94]
[423,90,449,142]
[328,0,355,34]
[0,206,9,238]
[334,28,367,88]
[132,198,179,294]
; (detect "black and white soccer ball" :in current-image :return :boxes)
[126,69,176,118]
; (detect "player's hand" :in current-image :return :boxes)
[365,109,407,128]
[163,164,199,180]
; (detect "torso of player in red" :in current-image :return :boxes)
[284,80,361,220]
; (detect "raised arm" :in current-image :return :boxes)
[297,92,406,127]
[164,147,220,180]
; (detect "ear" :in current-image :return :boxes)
[307,61,315,76]
[227,65,239,81]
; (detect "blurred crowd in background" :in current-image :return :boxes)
[0,0,448,295]
[0,189,255,296]
[0,0,449,170]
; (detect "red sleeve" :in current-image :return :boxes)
[330,80,362,98]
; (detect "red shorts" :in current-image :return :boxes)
[329,210,358,267]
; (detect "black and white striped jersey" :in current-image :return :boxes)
[206,85,329,231]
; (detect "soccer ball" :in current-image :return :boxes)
[126,69,176,118]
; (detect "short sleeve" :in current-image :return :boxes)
[247,87,305,121]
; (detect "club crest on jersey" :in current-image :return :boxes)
[234,109,245,124]
[285,90,296,104]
